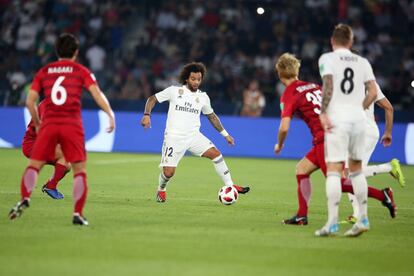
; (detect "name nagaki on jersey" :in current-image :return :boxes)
[47,66,73,74]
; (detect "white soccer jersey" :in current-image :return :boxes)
[319,48,376,121]
[155,85,214,136]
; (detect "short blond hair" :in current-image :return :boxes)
[332,23,353,46]
[275,53,301,79]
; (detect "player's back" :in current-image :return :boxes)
[319,48,375,121]
[31,60,95,125]
[281,80,324,145]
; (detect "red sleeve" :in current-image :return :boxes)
[81,66,97,89]
[280,89,295,118]
[30,70,43,93]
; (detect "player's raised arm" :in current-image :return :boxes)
[376,97,394,146]
[274,117,291,154]
[88,84,115,133]
[206,112,235,145]
[141,95,158,129]
[26,89,41,132]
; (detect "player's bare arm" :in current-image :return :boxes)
[319,75,334,132]
[89,84,115,133]
[363,80,378,110]
[206,112,235,145]
[376,97,394,146]
[274,117,291,154]
[141,95,158,128]
[26,89,41,132]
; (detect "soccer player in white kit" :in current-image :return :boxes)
[346,82,405,222]
[140,62,250,202]
[315,24,378,237]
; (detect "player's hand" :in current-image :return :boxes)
[107,115,115,133]
[141,115,151,129]
[274,143,283,154]
[381,133,392,147]
[225,135,235,146]
[34,120,41,134]
[319,113,333,133]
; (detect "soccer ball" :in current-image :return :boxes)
[218,185,238,205]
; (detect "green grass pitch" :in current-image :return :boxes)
[0,148,413,276]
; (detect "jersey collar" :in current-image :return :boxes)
[183,85,200,93]
[333,48,352,54]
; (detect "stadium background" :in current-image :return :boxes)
[1,1,414,276]
[0,0,413,163]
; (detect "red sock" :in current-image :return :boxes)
[296,174,311,217]
[341,178,385,201]
[46,163,68,189]
[73,172,88,216]
[21,166,39,200]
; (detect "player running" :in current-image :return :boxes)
[346,82,404,223]
[8,33,115,226]
[140,62,249,202]
[22,101,70,200]
[274,53,396,226]
[316,24,378,237]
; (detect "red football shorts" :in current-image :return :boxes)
[30,123,86,163]
[22,137,34,159]
[305,142,327,176]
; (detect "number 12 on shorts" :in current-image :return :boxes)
[164,147,173,157]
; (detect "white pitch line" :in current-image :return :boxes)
[91,157,160,165]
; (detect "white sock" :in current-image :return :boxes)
[363,163,392,178]
[347,193,360,219]
[158,172,170,191]
[349,171,368,221]
[326,172,341,226]
[212,155,234,186]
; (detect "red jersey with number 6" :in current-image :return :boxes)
[31,60,96,125]
[280,80,324,145]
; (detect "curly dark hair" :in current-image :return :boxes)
[178,62,207,85]
[55,33,79,58]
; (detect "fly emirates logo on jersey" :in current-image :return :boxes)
[175,101,200,114]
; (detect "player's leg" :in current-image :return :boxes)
[9,159,46,220]
[59,124,89,225]
[9,125,57,220]
[315,125,346,237]
[71,161,88,226]
[344,122,370,237]
[42,145,70,199]
[156,135,187,202]
[191,132,249,194]
[364,160,405,187]
[283,144,321,225]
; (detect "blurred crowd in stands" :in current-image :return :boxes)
[1,0,413,117]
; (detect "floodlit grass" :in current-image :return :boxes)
[0,148,413,276]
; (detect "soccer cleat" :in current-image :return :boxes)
[233,185,250,194]
[282,215,308,225]
[345,215,357,224]
[42,184,64,200]
[315,223,339,237]
[156,190,166,203]
[344,218,369,237]
[382,187,397,218]
[72,213,89,226]
[390,159,405,187]
[8,199,30,220]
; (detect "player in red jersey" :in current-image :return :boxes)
[22,101,70,200]
[9,33,115,226]
[273,53,396,225]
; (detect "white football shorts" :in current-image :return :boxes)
[325,119,366,163]
[344,121,379,168]
[159,132,215,167]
